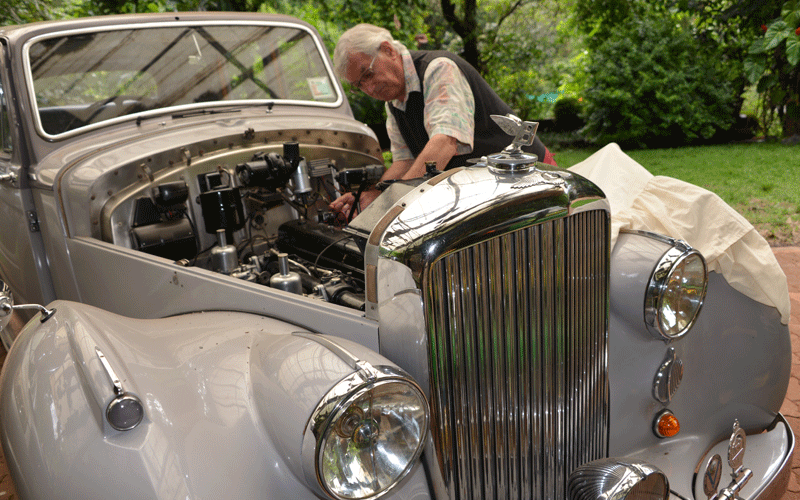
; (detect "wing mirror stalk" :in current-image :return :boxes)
[0,283,56,329]
[0,172,18,184]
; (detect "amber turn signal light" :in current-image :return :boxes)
[654,410,680,438]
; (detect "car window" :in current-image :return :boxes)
[26,23,340,137]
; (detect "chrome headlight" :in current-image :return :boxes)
[568,459,669,500]
[644,240,707,341]
[304,368,429,500]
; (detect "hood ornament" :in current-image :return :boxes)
[485,114,540,173]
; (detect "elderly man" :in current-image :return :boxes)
[329,23,557,216]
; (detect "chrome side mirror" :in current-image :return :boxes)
[0,171,18,184]
[0,281,56,325]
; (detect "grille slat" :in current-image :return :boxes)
[425,210,609,500]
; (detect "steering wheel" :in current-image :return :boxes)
[65,95,152,132]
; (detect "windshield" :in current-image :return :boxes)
[26,23,340,137]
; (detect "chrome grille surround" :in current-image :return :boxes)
[367,164,611,500]
[424,209,610,500]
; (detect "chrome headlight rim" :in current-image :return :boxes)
[302,366,429,500]
[644,240,708,341]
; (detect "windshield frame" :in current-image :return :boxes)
[22,19,345,141]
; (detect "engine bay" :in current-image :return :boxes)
[112,140,395,312]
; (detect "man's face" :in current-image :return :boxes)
[345,42,405,102]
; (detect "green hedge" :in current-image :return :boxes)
[582,13,737,148]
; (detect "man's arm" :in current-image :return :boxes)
[379,134,457,181]
[398,133,458,179]
[327,134,456,217]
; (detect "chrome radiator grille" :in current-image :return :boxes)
[424,209,610,500]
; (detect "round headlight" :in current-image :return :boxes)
[311,376,428,500]
[645,242,707,341]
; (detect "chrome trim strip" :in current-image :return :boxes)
[752,414,794,500]
[95,346,124,396]
[292,331,384,381]
[619,228,687,247]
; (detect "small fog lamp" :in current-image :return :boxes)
[106,394,144,431]
[568,459,669,500]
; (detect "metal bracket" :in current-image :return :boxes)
[27,210,40,232]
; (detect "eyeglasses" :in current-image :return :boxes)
[351,55,377,93]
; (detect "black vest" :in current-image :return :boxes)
[389,51,547,170]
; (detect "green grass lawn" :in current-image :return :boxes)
[551,143,800,246]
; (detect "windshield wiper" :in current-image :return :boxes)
[171,108,242,119]
[171,101,275,120]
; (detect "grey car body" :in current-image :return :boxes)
[0,12,793,500]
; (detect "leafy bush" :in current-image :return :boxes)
[581,13,738,148]
[491,69,554,121]
[744,0,800,138]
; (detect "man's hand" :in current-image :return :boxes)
[329,189,381,220]
[403,134,458,179]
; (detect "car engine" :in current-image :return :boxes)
[124,141,399,312]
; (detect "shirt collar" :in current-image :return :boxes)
[391,47,420,109]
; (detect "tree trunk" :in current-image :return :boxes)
[440,0,484,72]
[784,100,800,137]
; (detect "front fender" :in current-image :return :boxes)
[0,301,430,500]
[607,231,791,499]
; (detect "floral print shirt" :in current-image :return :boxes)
[385,47,475,162]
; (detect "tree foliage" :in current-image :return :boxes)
[744,0,800,137]
[261,0,429,125]
[7,0,774,146]
[480,0,579,121]
[436,0,545,73]
[0,0,72,25]
[581,12,736,148]
[572,0,795,138]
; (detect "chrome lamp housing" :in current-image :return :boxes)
[568,459,670,500]
[644,238,708,341]
[302,363,429,500]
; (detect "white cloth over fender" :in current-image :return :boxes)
[568,143,791,325]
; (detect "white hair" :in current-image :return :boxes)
[333,24,406,79]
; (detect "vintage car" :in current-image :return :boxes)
[0,11,794,500]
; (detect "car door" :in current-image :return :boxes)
[0,39,54,349]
